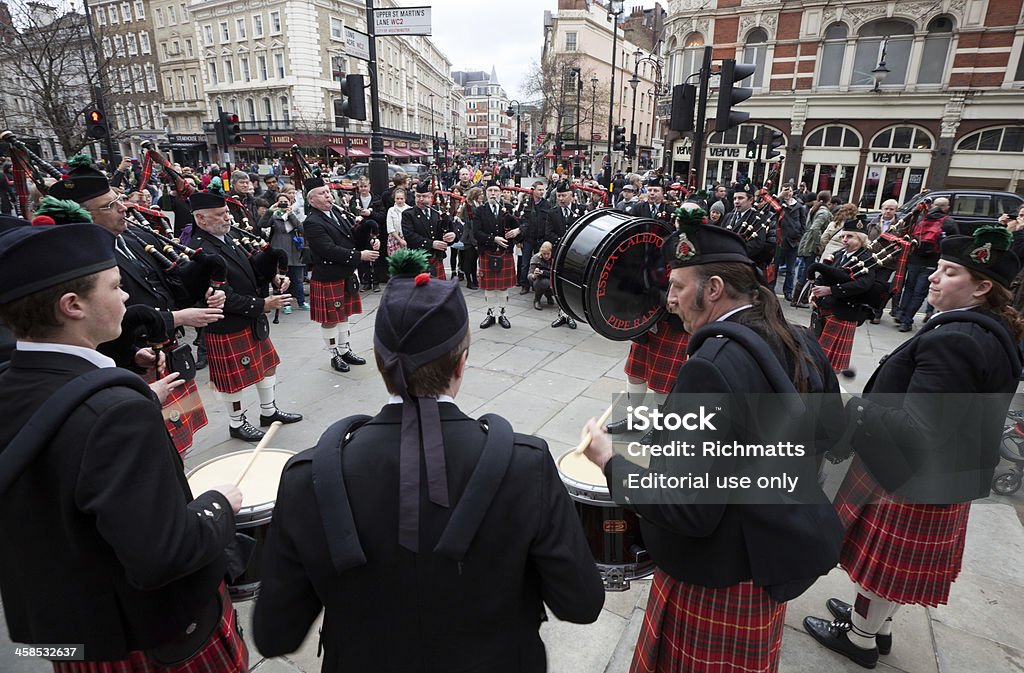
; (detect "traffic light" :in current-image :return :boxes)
[219,112,241,146]
[338,74,367,121]
[628,132,637,158]
[668,84,696,133]
[613,126,626,152]
[85,107,109,139]
[519,131,528,154]
[714,59,756,133]
[745,140,758,160]
[765,129,785,161]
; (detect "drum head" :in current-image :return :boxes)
[553,211,674,341]
[187,449,294,510]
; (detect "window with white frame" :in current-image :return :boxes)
[257,55,268,80]
[140,31,150,54]
[127,34,138,55]
[177,75,185,99]
[161,42,168,59]
[220,21,229,42]
[120,3,131,23]
[253,15,264,38]
[180,3,188,21]
[246,98,255,121]
[185,39,193,56]
[280,96,289,122]
[817,23,848,87]
[145,64,157,91]
[101,37,111,58]
[956,126,1024,153]
[223,58,234,83]
[170,39,179,55]
[203,25,213,46]
[270,11,281,34]
[134,0,144,20]
[108,6,118,24]
[565,32,577,51]
[131,64,143,92]
[743,28,769,89]
[113,35,124,57]
[165,76,174,99]
[236,18,246,39]
[154,8,163,28]
[209,61,218,84]
[240,56,250,81]
[167,5,176,25]
[97,8,106,25]
[274,53,284,78]
[190,75,199,98]
[263,97,272,122]
[330,17,344,40]
[852,19,913,87]
[917,16,954,85]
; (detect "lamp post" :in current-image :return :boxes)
[629,49,663,172]
[506,99,521,182]
[589,74,598,176]
[428,93,436,166]
[871,37,890,93]
[604,0,625,189]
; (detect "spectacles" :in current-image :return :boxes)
[96,196,127,211]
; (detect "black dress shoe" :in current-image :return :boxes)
[467,282,479,290]
[229,419,265,442]
[534,299,543,310]
[566,317,577,329]
[898,324,912,333]
[260,409,303,426]
[803,616,879,669]
[498,311,511,329]
[606,418,630,434]
[826,598,892,655]
[639,428,655,445]
[480,309,496,329]
[195,354,208,370]
[341,351,366,365]
[331,353,351,373]
[551,315,567,328]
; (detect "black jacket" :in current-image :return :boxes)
[521,197,552,247]
[777,199,807,248]
[545,204,583,248]
[816,247,877,323]
[401,206,450,261]
[0,351,233,660]
[253,403,604,672]
[189,228,267,334]
[720,207,777,268]
[631,200,673,222]
[303,206,362,283]
[472,201,516,255]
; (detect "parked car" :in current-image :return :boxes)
[337,163,405,187]
[896,189,1024,235]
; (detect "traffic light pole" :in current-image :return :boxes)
[364,0,388,196]
[690,46,712,190]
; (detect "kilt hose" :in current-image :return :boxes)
[205,329,280,395]
[624,322,690,394]
[478,250,517,291]
[835,458,970,607]
[142,371,207,455]
[310,279,362,324]
[630,569,786,673]
[815,306,856,372]
[52,584,247,673]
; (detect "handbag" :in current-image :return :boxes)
[168,343,196,383]
[252,313,271,341]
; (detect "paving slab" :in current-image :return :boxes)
[512,370,594,404]
[959,503,1024,586]
[482,344,557,377]
[543,349,623,381]
[603,608,645,673]
[540,608,628,673]
[929,571,1024,653]
[932,621,1024,673]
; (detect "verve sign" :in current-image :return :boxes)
[372,7,431,36]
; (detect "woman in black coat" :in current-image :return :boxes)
[457,187,482,289]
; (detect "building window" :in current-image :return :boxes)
[565,32,577,52]
[160,42,168,60]
[236,18,247,39]
[167,5,176,25]
[805,125,860,148]
[209,61,218,85]
[871,125,932,150]
[253,15,264,38]
[956,126,1024,153]
[108,7,118,24]
[101,37,111,58]
[134,0,144,20]
[154,7,163,27]
[852,19,913,87]
[257,55,268,80]
[270,11,281,34]
[131,64,143,93]
[220,21,229,42]
[170,39,179,55]
[263,97,272,123]
[203,25,213,46]
[97,8,106,26]
[280,96,290,122]
[191,75,199,98]
[186,39,193,56]
[120,3,131,23]
[743,28,769,89]
[127,34,138,55]
[165,76,174,99]
[817,23,848,87]
[246,98,255,121]
[177,75,185,99]
[145,64,157,91]
[113,35,124,57]
[274,53,284,78]
[240,57,250,81]
[330,17,344,40]
[918,16,954,85]
[230,99,238,115]
[223,58,234,83]
[180,3,188,21]
[140,31,150,54]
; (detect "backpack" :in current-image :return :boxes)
[913,214,945,255]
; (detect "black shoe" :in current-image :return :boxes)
[870,317,881,325]
[480,309,496,329]
[551,315,567,328]
[195,353,208,370]
[898,324,912,333]
[566,317,577,329]
[372,284,381,293]
[229,418,266,442]
[639,428,655,445]
[498,311,511,329]
[330,353,351,373]
[606,418,630,434]
[341,351,366,365]
[260,409,303,426]
[467,282,479,290]
[534,299,543,310]
[361,284,371,292]
[803,616,879,669]
[546,295,554,305]
[519,287,530,295]
[826,599,892,655]
[457,271,465,280]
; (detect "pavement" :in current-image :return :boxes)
[3,243,1024,672]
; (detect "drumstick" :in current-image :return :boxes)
[574,393,623,454]
[233,421,283,486]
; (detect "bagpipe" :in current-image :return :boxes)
[139,140,195,199]
[290,144,357,194]
[574,184,609,210]
[806,239,906,313]
[2,130,64,217]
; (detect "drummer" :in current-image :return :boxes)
[582,206,844,673]
[253,249,604,671]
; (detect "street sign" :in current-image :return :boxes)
[343,27,370,61]
[372,7,431,36]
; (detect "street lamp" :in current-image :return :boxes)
[428,93,436,166]
[589,74,598,176]
[871,38,890,93]
[604,0,625,190]
[506,99,522,180]
[629,48,663,171]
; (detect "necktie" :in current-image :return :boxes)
[116,235,137,261]
[492,204,498,218]
[563,207,569,219]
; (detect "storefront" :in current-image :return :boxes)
[670,138,691,182]
[858,125,933,210]
[162,134,210,167]
[702,123,785,188]
[799,124,861,203]
[947,125,1024,193]
[230,132,430,168]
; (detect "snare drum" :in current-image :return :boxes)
[557,449,653,591]
[186,448,294,601]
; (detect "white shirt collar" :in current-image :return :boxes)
[16,341,116,369]
[716,304,754,322]
[387,394,455,405]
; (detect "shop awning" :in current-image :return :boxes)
[385,147,415,158]
[329,145,369,157]
[407,148,429,157]
[544,149,579,158]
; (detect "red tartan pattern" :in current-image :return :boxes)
[428,256,447,280]
[630,569,786,673]
[881,233,912,297]
[478,251,517,291]
[310,279,362,324]
[835,458,970,607]
[205,329,280,394]
[142,371,207,455]
[52,585,247,673]
[624,322,690,394]
[815,307,856,372]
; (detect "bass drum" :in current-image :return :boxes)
[552,209,675,341]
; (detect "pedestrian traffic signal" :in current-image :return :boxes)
[714,59,756,133]
[338,74,367,121]
[85,107,109,140]
[613,126,627,152]
[219,112,241,146]
[668,84,696,133]
[745,140,758,160]
[765,129,785,161]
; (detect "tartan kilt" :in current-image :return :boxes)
[205,329,280,394]
[624,322,690,394]
[52,584,247,673]
[142,371,207,455]
[630,569,786,673]
[310,279,362,324]
[881,234,912,297]
[478,250,517,291]
[815,307,856,372]
[428,255,447,280]
[835,458,970,607]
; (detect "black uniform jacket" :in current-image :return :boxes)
[0,351,234,660]
[522,197,552,247]
[401,206,449,261]
[472,201,517,255]
[604,312,845,601]
[544,204,582,248]
[115,233,180,334]
[303,206,361,283]
[818,247,877,322]
[719,207,776,267]
[632,200,673,222]
[253,402,605,672]
[848,307,1021,502]
[190,228,266,335]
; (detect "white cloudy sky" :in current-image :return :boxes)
[420,0,649,101]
